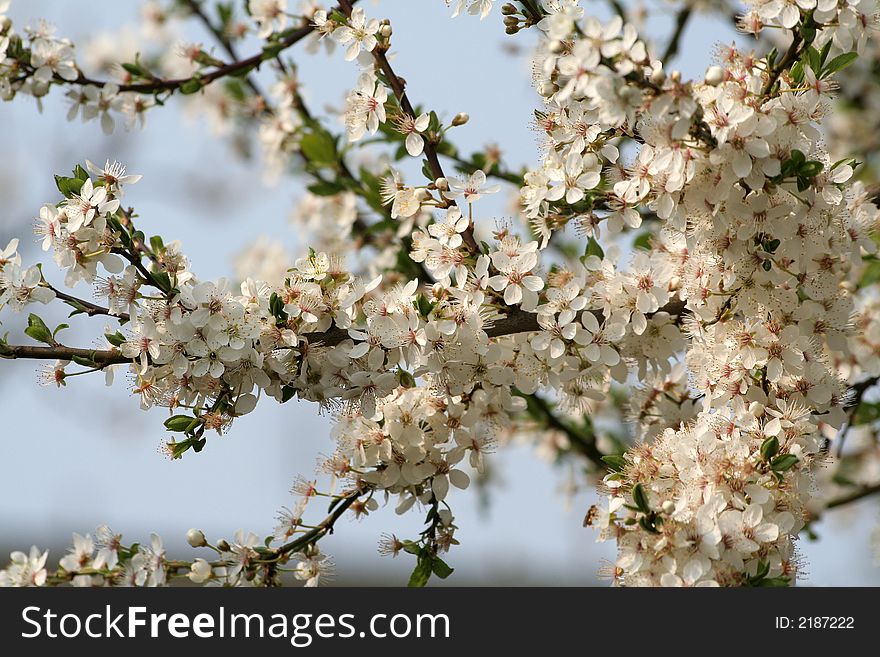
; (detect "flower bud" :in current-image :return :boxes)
[548,40,564,54]
[186,528,207,548]
[379,24,392,38]
[415,188,431,201]
[538,81,557,97]
[503,15,519,27]
[216,539,230,552]
[661,500,675,515]
[704,65,725,87]
[501,3,518,14]
[452,112,469,126]
[649,64,666,85]
[434,177,449,191]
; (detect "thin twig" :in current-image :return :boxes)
[276,489,364,556]
[661,4,693,62]
[825,483,880,510]
[337,0,480,255]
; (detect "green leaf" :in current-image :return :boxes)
[431,557,454,579]
[853,402,880,425]
[72,164,89,181]
[407,554,433,587]
[397,369,416,388]
[770,453,799,472]
[300,131,338,167]
[71,355,97,367]
[760,436,779,461]
[164,415,197,432]
[54,175,85,199]
[25,314,54,345]
[584,237,604,260]
[803,46,821,75]
[631,483,650,514]
[601,454,626,472]
[420,159,433,181]
[402,542,421,556]
[52,323,69,339]
[818,40,832,68]
[859,260,880,288]
[415,294,435,318]
[179,77,204,95]
[748,559,771,585]
[821,52,858,78]
[633,232,652,251]
[799,160,823,177]
[105,331,127,347]
[307,180,346,196]
[757,577,791,587]
[150,271,172,293]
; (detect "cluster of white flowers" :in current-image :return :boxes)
[519,1,878,584]
[0,524,336,588]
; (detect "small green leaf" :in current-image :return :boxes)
[300,131,338,167]
[631,483,650,514]
[601,454,626,472]
[25,314,54,345]
[770,453,798,472]
[307,181,346,196]
[164,415,197,432]
[760,436,779,461]
[633,232,652,251]
[757,577,791,587]
[179,77,204,95]
[853,402,880,425]
[799,160,823,177]
[407,554,433,588]
[821,52,858,78]
[584,237,604,260]
[71,355,97,368]
[104,331,126,348]
[402,542,421,556]
[431,557,454,579]
[72,164,89,182]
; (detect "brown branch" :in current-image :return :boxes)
[0,343,129,366]
[761,31,803,97]
[662,4,693,62]
[38,3,353,95]
[44,283,130,322]
[275,488,364,556]
[825,483,880,510]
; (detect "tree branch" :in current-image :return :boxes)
[275,488,364,556]
[34,3,353,96]
[0,343,128,366]
[825,483,880,510]
[662,4,693,62]
[43,282,130,323]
